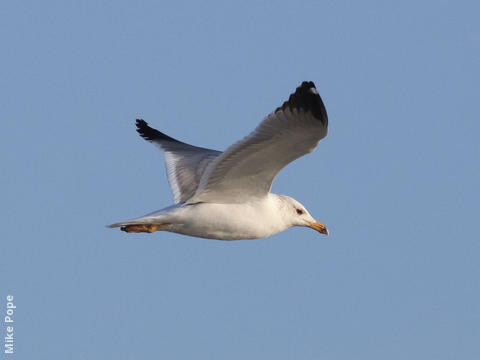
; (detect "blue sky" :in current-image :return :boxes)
[1,1,479,359]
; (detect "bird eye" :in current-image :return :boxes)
[296,209,304,215]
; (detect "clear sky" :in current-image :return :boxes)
[1,1,479,359]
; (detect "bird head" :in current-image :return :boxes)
[279,195,328,235]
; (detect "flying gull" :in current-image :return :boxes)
[108,81,329,240]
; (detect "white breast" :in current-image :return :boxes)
[167,195,290,240]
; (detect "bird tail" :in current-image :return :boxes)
[107,220,135,228]
[107,216,163,228]
[107,205,179,232]
[107,218,169,233]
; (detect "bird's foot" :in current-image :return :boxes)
[120,224,166,233]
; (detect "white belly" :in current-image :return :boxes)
[165,200,289,240]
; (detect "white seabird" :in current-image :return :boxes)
[108,81,329,240]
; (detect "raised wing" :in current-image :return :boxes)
[187,81,328,204]
[136,119,221,203]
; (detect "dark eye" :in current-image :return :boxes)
[296,209,304,215]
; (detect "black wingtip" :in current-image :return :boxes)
[135,119,183,143]
[136,119,157,141]
[276,81,328,127]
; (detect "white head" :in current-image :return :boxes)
[277,195,328,235]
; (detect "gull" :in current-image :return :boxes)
[108,81,329,240]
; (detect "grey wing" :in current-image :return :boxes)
[136,119,221,203]
[187,81,328,204]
